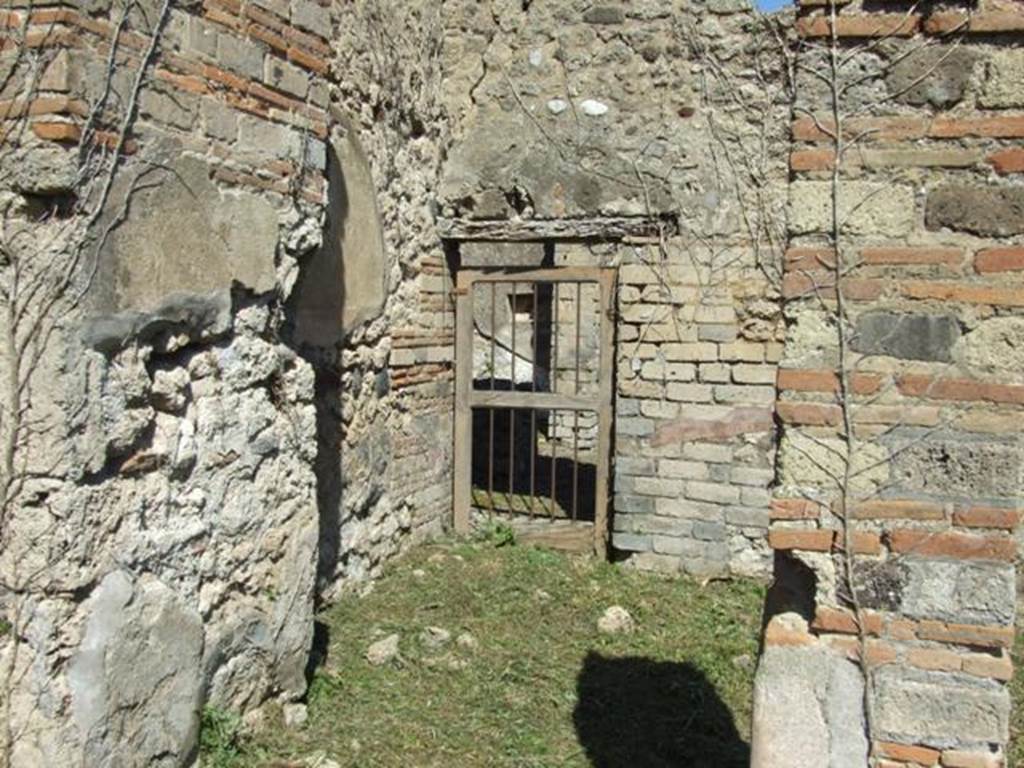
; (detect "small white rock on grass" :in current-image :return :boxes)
[597,605,635,634]
[456,632,478,651]
[420,626,452,650]
[366,633,400,665]
[283,703,308,728]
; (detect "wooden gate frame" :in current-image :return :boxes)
[452,266,616,555]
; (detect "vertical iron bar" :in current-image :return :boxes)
[489,283,495,515]
[550,408,557,519]
[552,282,559,395]
[509,281,516,513]
[572,283,582,521]
[530,282,538,517]
[550,283,559,519]
[572,411,580,521]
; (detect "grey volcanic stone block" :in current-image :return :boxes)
[751,640,868,768]
[926,184,1024,237]
[900,559,1015,626]
[68,570,203,767]
[886,46,981,108]
[873,667,1009,748]
[853,312,961,362]
[890,435,1023,500]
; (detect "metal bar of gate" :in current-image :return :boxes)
[572,282,581,522]
[530,282,538,516]
[509,280,516,513]
[489,281,496,516]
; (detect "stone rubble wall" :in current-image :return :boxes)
[755,0,1024,766]
[0,0,452,765]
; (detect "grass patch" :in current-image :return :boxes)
[216,540,765,767]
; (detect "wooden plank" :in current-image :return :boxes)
[438,216,675,242]
[592,267,617,557]
[461,265,606,284]
[469,390,599,412]
[510,519,595,553]
[452,268,475,535]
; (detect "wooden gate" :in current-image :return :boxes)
[453,266,615,555]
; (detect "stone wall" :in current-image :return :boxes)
[2,0,1022,765]
[754,1,1024,765]
[439,0,793,578]
[0,0,452,765]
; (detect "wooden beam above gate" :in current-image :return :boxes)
[438,216,676,242]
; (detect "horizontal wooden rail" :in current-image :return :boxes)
[468,390,598,412]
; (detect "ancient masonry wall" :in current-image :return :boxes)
[754,1,1024,766]
[439,0,791,578]
[0,0,451,765]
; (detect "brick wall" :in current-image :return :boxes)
[755,0,1024,764]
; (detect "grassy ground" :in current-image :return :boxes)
[206,534,766,767]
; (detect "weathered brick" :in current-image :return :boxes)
[612,532,652,552]
[614,494,656,514]
[988,148,1024,175]
[953,506,1020,531]
[793,116,927,143]
[916,621,1014,649]
[640,360,696,381]
[639,400,679,420]
[652,535,701,557]
[875,742,940,765]
[730,466,774,487]
[939,749,1005,768]
[617,417,655,437]
[662,342,718,362]
[907,647,962,673]
[699,363,731,383]
[929,115,1024,139]
[776,401,841,426]
[218,31,264,79]
[698,324,738,342]
[861,246,964,268]
[692,519,727,541]
[812,606,883,635]
[777,368,882,395]
[850,500,945,521]
[974,247,1024,274]
[900,281,1024,308]
[961,651,1013,682]
[770,498,822,520]
[718,341,764,362]
[925,10,1024,34]
[687,481,740,505]
[796,13,919,38]
[897,374,1024,405]
[739,486,771,508]
[714,384,775,405]
[633,476,685,497]
[725,505,769,528]
[659,459,709,480]
[291,0,329,35]
[682,442,733,463]
[732,364,777,385]
[768,528,833,552]
[666,383,714,402]
[887,529,1015,561]
[264,55,309,97]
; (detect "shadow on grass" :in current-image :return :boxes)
[573,652,750,768]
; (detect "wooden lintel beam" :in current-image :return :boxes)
[437,216,676,242]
